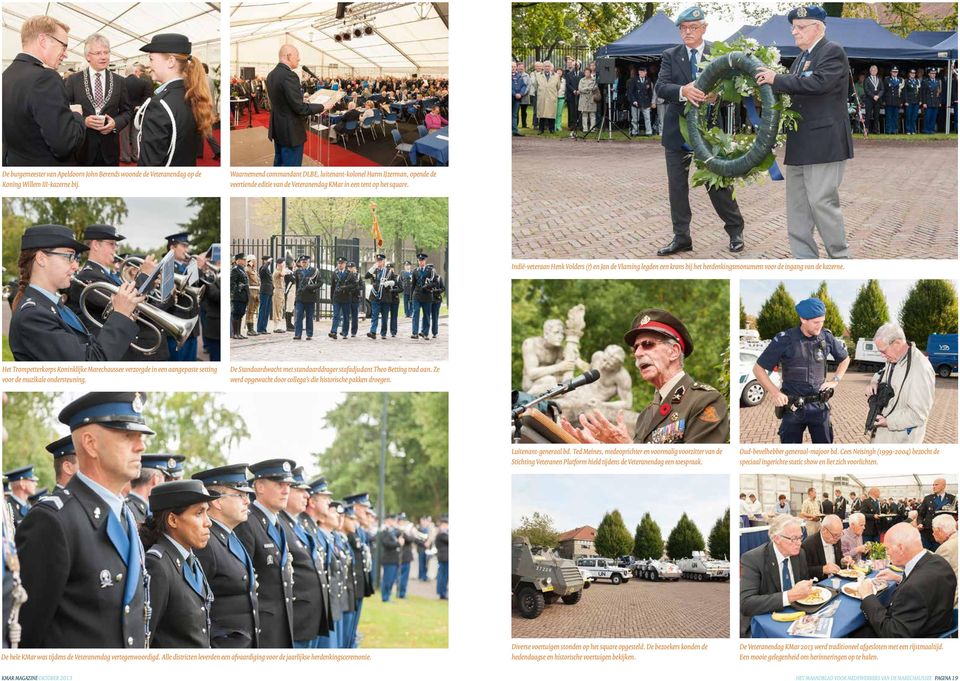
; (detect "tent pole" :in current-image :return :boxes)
[947,59,954,134]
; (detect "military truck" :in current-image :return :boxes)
[677,551,731,581]
[512,538,585,619]
[633,558,682,581]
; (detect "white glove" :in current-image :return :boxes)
[383,280,395,288]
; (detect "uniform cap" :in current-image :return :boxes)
[249,458,296,482]
[623,308,694,357]
[58,392,155,434]
[164,231,190,245]
[83,224,126,241]
[140,33,192,55]
[21,224,88,253]
[149,480,219,513]
[3,465,39,482]
[46,435,76,458]
[192,463,254,493]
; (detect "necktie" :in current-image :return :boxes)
[793,51,808,75]
[781,558,792,590]
[57,303,88,334]
[94,72,104,111]
[689,49,698,81]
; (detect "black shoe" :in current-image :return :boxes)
[366,332,377,339]
[340,334,348,339]
[380,335,387,339]
[305,336,313,341]
[293,336,302,340]
[419,333,428,339]
[411,334,419,339]
[656,238,693,256]
[729,234,745,253]
[328,332,338,339]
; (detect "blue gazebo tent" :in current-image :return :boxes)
[906,30,955,46]
[595,12,682,59]
[725,24,757,42]
[931,32,958,58]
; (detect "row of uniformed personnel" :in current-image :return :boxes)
[2,392,376,649]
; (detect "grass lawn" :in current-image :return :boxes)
[358,594,448,648]
[2,335,11,362]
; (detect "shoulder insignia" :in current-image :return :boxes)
[775,331,786,341]
[39,496,64,510]
[692,382,717,392]
[671,385,686,403]
[147,547,164,558]
[699,405,721,423]
[19,300,36,310]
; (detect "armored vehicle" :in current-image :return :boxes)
[512,538,584,619]
[633,558,682,581]
[677,551,731,581]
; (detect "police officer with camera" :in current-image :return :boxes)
[753,298,850,443]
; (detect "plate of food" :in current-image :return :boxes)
[841,580,889,600]
[836,568,867,579]
[789,585,838,613]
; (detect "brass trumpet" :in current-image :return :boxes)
[71,276,197,354]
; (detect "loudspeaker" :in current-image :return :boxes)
[596,57,616,85]
[241,66,255,80]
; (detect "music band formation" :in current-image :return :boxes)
[8,224,219,362]
[2,392,449,649]
[231,252,445,341]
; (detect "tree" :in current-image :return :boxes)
[0,393,61,490]
[594,509,633,558]
[707,509,730,560]
[849,280,890,343]
[513,512,560,548]
[739,298,748,328]
[134,393,249,476]
[841,3,958,37]
[666,513,705,560]
[899,279,959,350]
[12,197,128,243]
[756,282,797,341]
[633,512,664,559]
[180,197,220,254]
[812,281,847,340]
[318,393,448,519]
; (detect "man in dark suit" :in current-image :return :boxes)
[64,35,132,166]
[234,459,296,648]
[563,57,582,131]
[654,6,745,256]
[863,65,884,134]
[256,254,274,334]
[801,514,844,580]
[2,15,85,165]
[15,392,153,648]
[121,65,151,163]
[854,522,957,637]
[740,515,814,637]
[821,492,834,516]
[833,489,848,519]
[266,44,326,166]
[755,7,853,259]
[861,487,883,542]
[917,477,956,550]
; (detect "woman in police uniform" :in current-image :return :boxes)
[8,224,143,361]
[139,480,218,648]
[136,33,214,166]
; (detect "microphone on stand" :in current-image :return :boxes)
[512,369,600,419]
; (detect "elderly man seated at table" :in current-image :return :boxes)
[840,512,873,564]
[802,514,845,580]
[740,515,814,637]
[933,514,958,605]
[330,101,362,142]
[851,522,956,637]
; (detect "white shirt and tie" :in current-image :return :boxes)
[772,542,797,607]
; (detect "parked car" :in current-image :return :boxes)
[739,349,781,407]
[575,557,632,584]
[927,333,958,378]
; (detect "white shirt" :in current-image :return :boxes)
[903,548,926,579]
[747,500,763,517]
[772,542,797,607]
[678,43,705,102]
[822,537,836,566]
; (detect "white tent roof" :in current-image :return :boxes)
[230,2,447,75]
[3,2,221,65]
[848,474,957,488]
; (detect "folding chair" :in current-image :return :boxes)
[391,129,412,166]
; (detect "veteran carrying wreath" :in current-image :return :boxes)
[681,35,799,193]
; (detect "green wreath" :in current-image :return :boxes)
[685,51,779,177]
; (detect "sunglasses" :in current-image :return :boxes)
[634,338,668,351]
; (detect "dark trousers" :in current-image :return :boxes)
[294,301,315,337]
[205,339,220,361]
[256,292,272,332]
[412,300,430,335]
[167,335,197,361]
[538,117,554,133]
[398,561,411,598]
[520,103,529,127]
[388,298,400,336]
[331,302,349,335]
[403,292,413,317]
[381,563,398,601]
[431,300,441,336]
[369,299,388,336]
[418,549,428,580]
[884,106,900,133]
[905,103,920,132]
[349,301,359,335]
[274,143,304,166]
[665,147,743,240]
[865,99,881,133]
[923,107,939,133]
[436,561,448,598]
[566,92,578,129]
[778,403,833,444]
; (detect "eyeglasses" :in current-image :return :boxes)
[44,33,69,51]
[778,534,803,543]
[217,492,249,500]
[42,250,81,262]
[634,338,668,351]
[679,24,705,33]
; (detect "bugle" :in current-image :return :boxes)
[72,277,197,354]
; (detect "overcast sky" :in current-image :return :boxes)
[741,279,922,320]
[113,198,202,253]
[512,474,729,539]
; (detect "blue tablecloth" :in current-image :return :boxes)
[410,127,449,165]
[751,572,898,638]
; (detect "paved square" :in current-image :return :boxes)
[512,137,957,260]
[512,578,729,638]
[738,371,957,444]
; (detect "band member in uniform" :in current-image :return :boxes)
[64,35,132,166]
[66,223,166,361]
[2,16,85,165]
[3,467,38,529]
[256,254,273,335]
[365,254,396,339]
[15,392,153,648]
[379,514,404,601]
[385,262,402,338]
[398,513,415,598]
[192,464,260,648]
[752,297,849,443]
[428,263,445,339]
[9,225,143,361]
[293,255,322,341]
[302,478,335,648]
[348,261,362,337]
[343,493,376,647]
[400,261,414,317]
[140,480,218,647]
[903,68,921,134]
[164,232,203,361]
[329,257,357,340]
[410,253,432,339]
[124,454,175,525]
[435,515,449,600]
[199,250,221,361]
[136,34,214,166]
[234,459,296,648]
[230,252,250,340]
[281,468,329,648]
[314,491,345,647]
[46,435,78,492]
[882,66,903,134]
[561,308,730,444]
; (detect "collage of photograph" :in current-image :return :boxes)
[0,0,957,678]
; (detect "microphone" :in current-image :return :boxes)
[302,65,318,80]
[512,369,600,418]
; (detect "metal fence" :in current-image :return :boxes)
[514,45,595,70]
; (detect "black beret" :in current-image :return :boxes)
[149,480,219,513]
